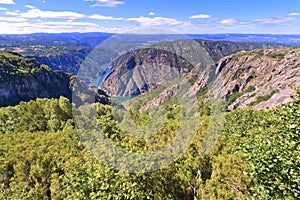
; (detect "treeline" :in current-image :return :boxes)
[0,93,299,199]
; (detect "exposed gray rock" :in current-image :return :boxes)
[210,48,300,110]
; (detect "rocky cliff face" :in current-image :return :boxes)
[210,48,300,110]
[101,48,194,96]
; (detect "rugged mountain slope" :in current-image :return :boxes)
[102,48,194,96]
[0,51,109,107]
[210,48,300,110]
[117,47,300,111]
[101,40,284,98]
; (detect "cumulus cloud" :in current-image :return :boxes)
[0,0,15,5]
[17,5,85,19]
[89,14,124,20]
[148,12,155,16]
[189,14,211,19]
[0,7,7,10]
[126,16,191,27]
[84,0,124,7]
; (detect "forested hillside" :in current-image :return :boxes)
[0,91,299,199]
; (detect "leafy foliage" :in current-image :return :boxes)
[0,97,72,133]
[0,91,299,199]
[220,91,300,198]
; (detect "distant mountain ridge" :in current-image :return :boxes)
[28,48,92,74]
[2,33,300,46]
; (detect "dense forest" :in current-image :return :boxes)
[0,90,299,199]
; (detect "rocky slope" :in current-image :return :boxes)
[210,48,300,110]
[117,47,300,111]
[0,51,109,107]
[101,40,283,97]
[101,48,194,96]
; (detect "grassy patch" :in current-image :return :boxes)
[245,86,256,93]
[249,89,279,106]
[225,91,243,108]
[266,52,285,60]
[293,63,300,69]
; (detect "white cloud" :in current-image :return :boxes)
[289,12,300,16]
[18,5,85,19]
[219,18,239,26]
[217,16,295,27]
[189,14,211,19]
[0,21,130,34]
[0,16,28,22]
[6,10,18,16]
[89,14,124,20]
[126,16,191,27]
[0,0,15,5]
[84,0,124,7]
[25,5,36,9]
[148,12,155,16]
[39,21,99,27]
[0,7,7,10]
[251,17,294,24]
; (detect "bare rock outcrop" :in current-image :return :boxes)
[210,48,300,110]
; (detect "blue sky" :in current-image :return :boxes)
[0,0,299,34]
